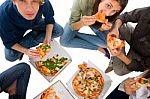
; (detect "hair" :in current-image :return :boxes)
[12,0,45,5]
[91,0,128,29]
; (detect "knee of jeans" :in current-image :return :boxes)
[5,56,18,62]
[59,37,69,47]
[21,63,31,74]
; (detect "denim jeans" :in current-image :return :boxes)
[0,62,31,99]
[60,22,109,50]
[5,21,63,61]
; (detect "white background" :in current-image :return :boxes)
[0,0,150,99]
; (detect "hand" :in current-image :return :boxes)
[124,78,140,95]
[100,22,112,31]
[109,48,122,56]
[24,49,39,58]
[107,29,119,38]
[43,37,51,45]
[81,16,96,26]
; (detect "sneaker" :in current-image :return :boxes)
[105,66,113,73]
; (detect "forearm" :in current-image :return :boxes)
[117,52,145,72]
[117,52,132,65]
[46,24,53,40]
[71,20,84,30]
[112,19,123,31]
[11,43,27,54]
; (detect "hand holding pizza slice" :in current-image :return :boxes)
[107,35,125,50]
[36,44,51,59]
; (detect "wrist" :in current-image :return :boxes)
[81,20,85,27]
[99,27,104,31]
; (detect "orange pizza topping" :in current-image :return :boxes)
[36,44,51,59]
[107,35,125,50]
[93,12,108,24]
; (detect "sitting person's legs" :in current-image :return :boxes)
[0,62,31,99]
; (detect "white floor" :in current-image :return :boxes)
[0,0,150,99]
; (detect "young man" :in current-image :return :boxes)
[0,62,31,99]
[105,6,150,75]
[0,0,63,61]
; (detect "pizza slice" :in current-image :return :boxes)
[93,12,108,24]
[135,77,150,86]
[40,87,59,99]
[36,44,51,59]
[107,35,125,50]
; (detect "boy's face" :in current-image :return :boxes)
[13,0,40,20]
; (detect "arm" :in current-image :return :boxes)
[108,7,145,37]
[71,16,96,30]
[43,24,53,44]
[11,43,39,58]
[42,0,55,43]
[69,0,96,30]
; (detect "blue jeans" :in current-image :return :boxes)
[60,22,109,50]
[5,22,63,61]
[0,62,31,99]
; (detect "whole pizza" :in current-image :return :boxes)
[40,87,59,99]
[72,64,104,99]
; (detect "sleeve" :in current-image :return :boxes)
[118,7,147,24]
[126,59,146,72]
[0,24,20,49]
[69,0,83,24]
[42,0,55,24]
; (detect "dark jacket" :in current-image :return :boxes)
[0,0,55,49]
[119,7,150,71]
